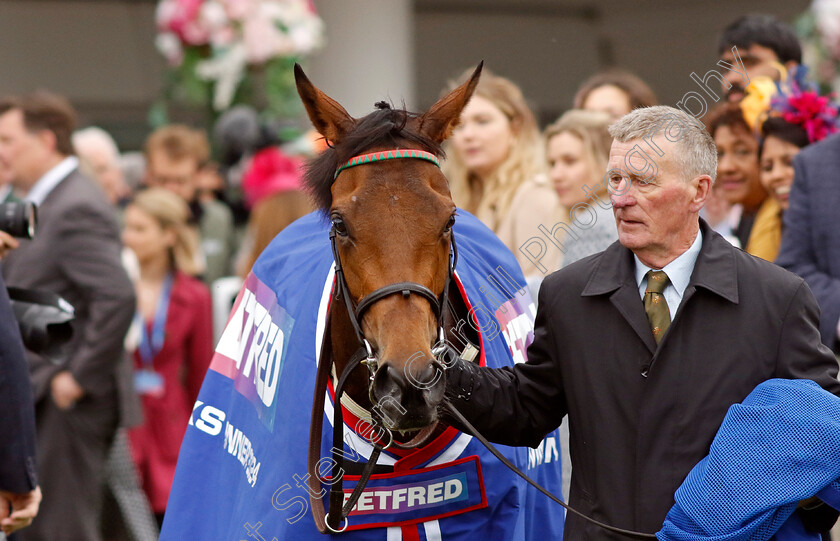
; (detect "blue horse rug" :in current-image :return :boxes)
[658,378,840,541]
[160,210,565,540]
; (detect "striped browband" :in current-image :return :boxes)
[334,149,440,180]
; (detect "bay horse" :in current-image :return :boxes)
[295,64,487,532]
[295,64,481,434]
[159,64,564,541]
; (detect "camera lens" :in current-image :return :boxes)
[0,201,36,238]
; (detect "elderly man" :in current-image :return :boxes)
[444,106,840,539]
[72,126,131,207]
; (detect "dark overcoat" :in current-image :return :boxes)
[447,219,840,540]
[0,268,38,494]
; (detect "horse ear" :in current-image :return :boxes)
[294,63,355,144]
[417,61,483,144]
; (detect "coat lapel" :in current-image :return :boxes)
[684,220,739,306]
[582,241,657,354]
[580,220,740,356]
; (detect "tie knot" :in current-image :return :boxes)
[645,270,670,295]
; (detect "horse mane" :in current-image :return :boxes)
[304,102,445,211]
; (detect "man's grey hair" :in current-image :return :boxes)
[72,126,120,165]
[608,106,717,183]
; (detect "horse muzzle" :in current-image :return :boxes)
[370,358,446,431]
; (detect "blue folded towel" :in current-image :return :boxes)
[658,379,840,541]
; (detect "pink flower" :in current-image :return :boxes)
[243,14,281,64]
[163,0,206,43]
[224,0,256,21]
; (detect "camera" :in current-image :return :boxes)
[7,287,74,362]
[1,201,71,360]
[0,200,36,238]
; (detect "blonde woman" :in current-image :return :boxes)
[443,69,561,278]
[545,109,618,268]
[121,188,213,524]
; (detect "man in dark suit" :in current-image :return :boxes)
[0,91,135,541]
[777,133,840,354]
[445,106,840,539]
[0,234,41,535]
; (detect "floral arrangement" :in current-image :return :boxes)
[153,0,325,125]
[769,66,840,143]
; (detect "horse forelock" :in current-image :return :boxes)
[303,106,445,212]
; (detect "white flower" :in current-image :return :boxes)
[155,0,178,29]
[814,0,840,57]
[200,1,228,31]
[196,43,248,111]
[155,32,184,66]
[290,22,320,54]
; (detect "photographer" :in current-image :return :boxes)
[0,91,135,541]
[0,232,41,537]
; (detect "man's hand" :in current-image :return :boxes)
[0,486,42,535]
[50,371,84,410]
[0,231,19,260]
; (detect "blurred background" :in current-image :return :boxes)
[4,3,840,540]
[0,0,827,150]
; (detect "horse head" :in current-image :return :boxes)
[295,63,482,432]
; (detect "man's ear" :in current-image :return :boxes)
[692,175,713,212]
[36,129,57,155]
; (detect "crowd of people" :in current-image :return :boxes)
[0,10,839,541]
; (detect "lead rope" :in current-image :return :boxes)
[442,399,658,539]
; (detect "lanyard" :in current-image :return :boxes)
[138,273,174,367]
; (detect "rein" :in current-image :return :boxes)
[307,148,657,539]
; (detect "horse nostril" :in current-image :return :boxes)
[372,365,404,401]
[411,363,440,389]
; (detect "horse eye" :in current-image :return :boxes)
[332,217,349,237]
[444,215,456,233]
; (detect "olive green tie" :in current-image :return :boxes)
[644,270,671,344]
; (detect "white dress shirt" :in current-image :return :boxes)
[0,184,12,202]
[634,229,703,321]
[24,156,78,206]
